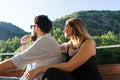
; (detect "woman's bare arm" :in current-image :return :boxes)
[42,39,96,72]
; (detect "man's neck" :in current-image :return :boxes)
[37,32,48,38]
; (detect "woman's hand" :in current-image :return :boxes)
[25,67,42,80]
[60,43,68,52]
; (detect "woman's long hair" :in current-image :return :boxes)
[66,18,92,48]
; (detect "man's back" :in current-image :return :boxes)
[11,34,62,80]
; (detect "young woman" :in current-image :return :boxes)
[25,18,102,80]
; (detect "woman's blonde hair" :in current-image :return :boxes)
[66,18,92,47]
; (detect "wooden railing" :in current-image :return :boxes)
[0,53,15,56]
[96,44,120,49]
[0,53,15,61]
[0,44,120,56]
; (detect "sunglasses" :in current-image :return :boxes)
[30,25,35,29]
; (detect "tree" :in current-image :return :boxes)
[52,27,68,44]
[0,36,21,61]
[94,31,120,64]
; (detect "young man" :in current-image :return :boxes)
[0,15,62,80]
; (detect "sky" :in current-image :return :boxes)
[0,0,120,32]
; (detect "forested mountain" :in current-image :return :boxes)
[0,10,120,40]
[0,22,28,40]
[53,10,120,36]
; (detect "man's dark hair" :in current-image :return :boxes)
[34,15,52,33]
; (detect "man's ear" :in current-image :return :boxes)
[35,25,39,31]
[37,26,43,32]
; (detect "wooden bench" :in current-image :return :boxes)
[98,64,120,80]
[0,64,120,80]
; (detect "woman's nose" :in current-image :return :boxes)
[63,29,65,33]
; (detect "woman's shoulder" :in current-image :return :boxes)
[81,38,96,50]
[83,38,95,44]
[82,38,96,55]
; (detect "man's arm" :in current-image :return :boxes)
[0,59,17,72]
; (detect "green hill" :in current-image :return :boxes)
[0,10,120,40]
[53,10,120,36]
[0,22,28,40]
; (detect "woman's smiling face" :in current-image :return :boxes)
[63,22,73,39]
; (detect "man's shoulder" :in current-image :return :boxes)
[38,34,56,42]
